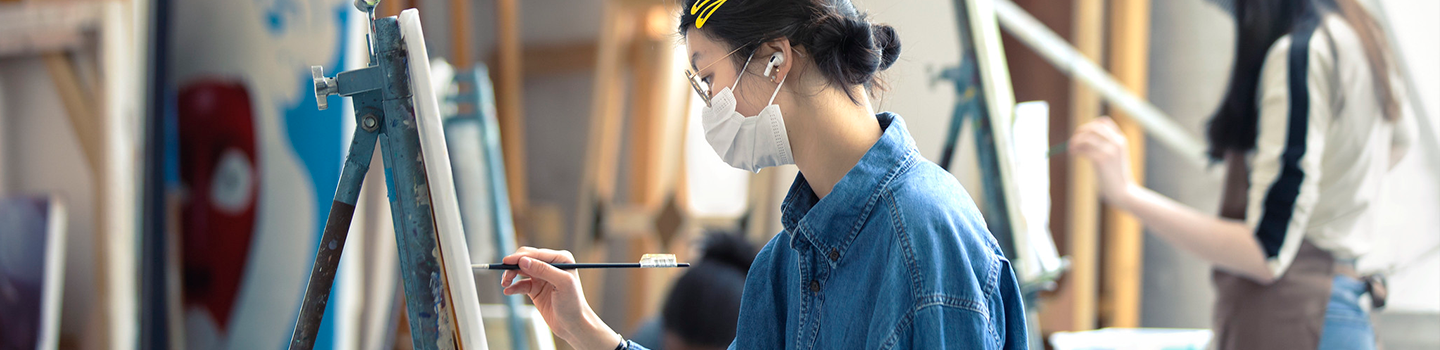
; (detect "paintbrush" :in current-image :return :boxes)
[473,254,690,270]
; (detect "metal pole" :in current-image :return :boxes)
[472,67,531,350]
[289,116,381,350]
[993,0,1209,168]
[372,15,460,350]
[293,3,470,349]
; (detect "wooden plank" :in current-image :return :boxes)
[486,43,598,78]
[1000,0,1080,338]
[0,69,5,193]
[43,53,101,172]
[623,4,686,331]
[379,0,402,18]
[572,1,694,329]
[574,2,635,242]
[44,52,116,349]
[998,0,1075,266]
[1062,0,1104,332]
[626,26,684,210]
[494,0,530,242]
[95,4,142,348]
[574,1,636,313]
[627,38,662,209]
[1100,0,1150,328]
[450,0,471,65]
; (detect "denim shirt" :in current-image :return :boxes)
[627,113,1027,350]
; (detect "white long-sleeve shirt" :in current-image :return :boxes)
[1247,14,1415,277]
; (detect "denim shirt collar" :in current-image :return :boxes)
[780,112,919,259]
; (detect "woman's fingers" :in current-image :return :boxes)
[1070,132,1103,158]
[1097,121,1127,148]
[517,257,576,292]
[503,278,538,296]
[500,247,578,290]
[1070,122,1126,160]
[1098,116,1119,129]
[502,247,577,265]
[1073,117,1124,143]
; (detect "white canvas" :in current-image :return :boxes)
[399,9,490,350]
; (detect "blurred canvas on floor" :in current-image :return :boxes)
[0,196,66,350]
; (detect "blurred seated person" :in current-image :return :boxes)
[631,232,757,350]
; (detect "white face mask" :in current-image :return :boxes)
[700,52,793,173]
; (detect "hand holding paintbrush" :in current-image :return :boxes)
[493,248,687,348]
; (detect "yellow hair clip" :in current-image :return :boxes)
[690,0,727,28]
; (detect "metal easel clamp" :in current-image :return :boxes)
[314,65,383,110]
[312,66,338,110]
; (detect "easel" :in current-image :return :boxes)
[993,0,1181,331]
[937,0,1064,346]
[936,0,1031,292]
[573,0,694,332]
[289,2,485,349]
[444,65,531,350]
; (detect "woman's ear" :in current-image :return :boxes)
[761,38,795,83]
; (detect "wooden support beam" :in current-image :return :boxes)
[573,1,694,329]
[623,27,663,334]
[450,0,471,65]
[494,0,530,241]
[577,3,636,238]
[44,53,102,172]
[621,4,688,331]
[575,1,638,315]
[44,50,113,348]
[486,43,599,78]
[1001,0,1080,337]
[627,44,661,207]
[379,0,405,18]
[1100,0,1150,328]
[1055,0,1105,333]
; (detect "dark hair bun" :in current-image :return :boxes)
[872,23,901,70]
[698,232,757,272]
[660,232,756,346]
[808,16,902,90]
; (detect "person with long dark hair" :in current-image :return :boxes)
[1069,0,1412,349]
[495,0,1029,349]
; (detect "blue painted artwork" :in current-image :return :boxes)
[161,0,355,348]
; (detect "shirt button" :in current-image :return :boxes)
[828,249,840,261]
[809,280,820,292]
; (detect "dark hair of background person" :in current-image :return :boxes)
[1207,0,1398,161]
[677,0,902,104]
[660,232,758,348]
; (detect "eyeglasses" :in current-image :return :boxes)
[684,45,750,108]
[685,69,712,107]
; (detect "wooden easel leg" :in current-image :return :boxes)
[1100,0,1150,329]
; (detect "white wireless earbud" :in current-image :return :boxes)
[764,52,785,79]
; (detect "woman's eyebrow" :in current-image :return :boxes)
[690,52,702,72]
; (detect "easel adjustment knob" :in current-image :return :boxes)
[355,0,380,12]
[313,66,339,110]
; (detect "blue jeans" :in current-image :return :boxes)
[1317,274,1375,350]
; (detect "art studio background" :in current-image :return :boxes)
[0,0,1435,349]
